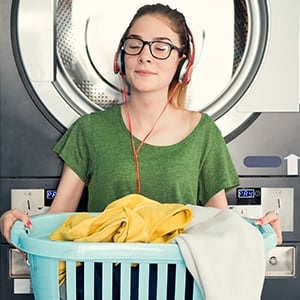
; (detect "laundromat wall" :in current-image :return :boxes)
[1,0,300,299]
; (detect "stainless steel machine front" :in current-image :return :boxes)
[1,0,300,299]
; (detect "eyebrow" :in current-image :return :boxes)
[127,34,172,43]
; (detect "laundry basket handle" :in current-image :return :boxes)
[244,218,277,253]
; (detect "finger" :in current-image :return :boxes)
[11,209,32,228]
[22,212,32,229]
[255,211,282,245]
[271,218,283,245]
[1,209,32,243]
[255,211,279,226]
[2,217,15,243]
[22,251,28,263]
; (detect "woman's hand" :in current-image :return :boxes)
[0,208,32,243]
[255,211,282,245]
[202,190,283,245]
[0,165,84,244]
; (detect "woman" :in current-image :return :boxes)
[1,3,281,246]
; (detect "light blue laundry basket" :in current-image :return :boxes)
[10,212,203,300]
[10,212,277,300]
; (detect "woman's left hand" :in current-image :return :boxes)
[255,211,282,245]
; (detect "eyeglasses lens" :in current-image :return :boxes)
[123,38,172,60]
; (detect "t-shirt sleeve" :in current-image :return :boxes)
[53,117,90,183]
[198,121,239,205]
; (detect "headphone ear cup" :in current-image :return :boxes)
[113,51,120,74]
[113,50,125,75]
[175,58,189,83]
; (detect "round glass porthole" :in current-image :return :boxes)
[14,0,268,140]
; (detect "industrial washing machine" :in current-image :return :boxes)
[0,0,299,299]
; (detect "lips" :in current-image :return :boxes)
[135,69,155,76]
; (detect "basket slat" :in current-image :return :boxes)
[157,264,168,299]
[174,263,186,300]
[102,263,113,299]
[84,262,95,299]
[138,263,150,299]
[66,261,77,299]
[120,263,131,300]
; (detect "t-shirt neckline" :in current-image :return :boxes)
[115,104,206,149]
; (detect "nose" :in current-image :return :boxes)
[138,43,152,62]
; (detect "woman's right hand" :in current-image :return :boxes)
[0,208,32,243]
[0,165,84,244]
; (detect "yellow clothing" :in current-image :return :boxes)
[49,194,193,284]
[50,194,193,243]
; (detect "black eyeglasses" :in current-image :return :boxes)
[122,37,183,60]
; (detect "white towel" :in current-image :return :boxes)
[175,206,266,300]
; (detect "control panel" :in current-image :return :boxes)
[229,187,263,218]
[229,187,294,232]
[11,189,57,216]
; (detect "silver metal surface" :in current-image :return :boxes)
[237,0,300,112]
[265,246,296,277]
[16,0,299,137]
[17,0,54,82]
[17,0,238,129]
[262,188,294,232]
[9,249,30,278]
[8,1,259,133]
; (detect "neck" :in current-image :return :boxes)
[121,82,181,138]
[126,89,169,125]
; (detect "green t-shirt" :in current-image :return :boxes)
[53,105,239,211]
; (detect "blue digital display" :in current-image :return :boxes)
[237,189,255,198]
[46,190,57,200]
[236,188,261,205]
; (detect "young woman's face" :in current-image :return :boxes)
[124,15,182,95]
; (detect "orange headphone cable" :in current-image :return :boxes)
[121,74,181,193]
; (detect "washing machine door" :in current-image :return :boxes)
[14,0,299,139]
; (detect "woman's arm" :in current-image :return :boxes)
[204,189,228,209]
[48,164,85,213]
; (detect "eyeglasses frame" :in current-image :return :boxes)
[121,37,184,60]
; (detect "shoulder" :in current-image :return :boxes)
[191,112,223,137]
[186,112,227,152]
[200,112,218,127]
[71,105,121,129]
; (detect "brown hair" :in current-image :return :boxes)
[122,3,192,109]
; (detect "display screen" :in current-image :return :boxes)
[237,188,255,198]
[236,187,261,205]
[46,190,57,200]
